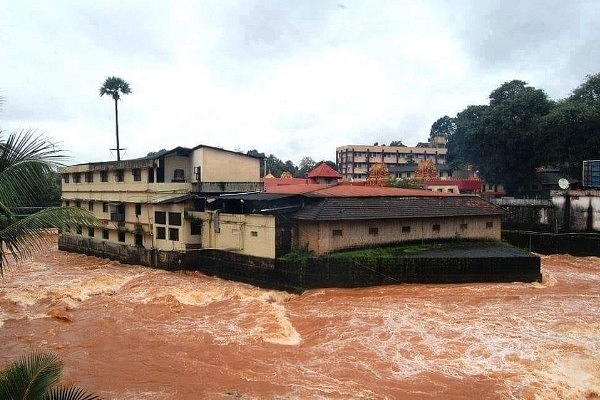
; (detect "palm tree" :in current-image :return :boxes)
[99,76,132,161]
[0,129,98,274]
[0,352,101,399]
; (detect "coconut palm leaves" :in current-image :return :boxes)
[0,352,101,400]
[99,76,131,161]
[0,130,98,273]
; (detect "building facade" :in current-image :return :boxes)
[59,145,262,254]
[336,144,447,181]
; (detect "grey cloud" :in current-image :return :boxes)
[455,0,600,75]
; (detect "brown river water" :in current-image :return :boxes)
[1,236,599,399]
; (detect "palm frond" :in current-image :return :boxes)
[0,352,62,400]
[0,207,98,272]
[0,129,67,208]
[45,386,102,400]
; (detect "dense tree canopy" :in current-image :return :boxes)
[442,74,600,193]
[430,116,456,139]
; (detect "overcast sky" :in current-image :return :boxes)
[1,0,599,166]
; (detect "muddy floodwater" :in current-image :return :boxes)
[1,237,599,399]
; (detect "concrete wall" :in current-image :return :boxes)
[297,216,502,255]
[552,190,600,231]
[189,211,277,259]
[191,147,260,183]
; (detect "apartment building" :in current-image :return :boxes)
[336,144,448,181]
[59,145,262,258]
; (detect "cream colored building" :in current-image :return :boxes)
[59,145,262,256]
[336,144,448,181]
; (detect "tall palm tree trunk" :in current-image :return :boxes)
[114,96,120,161]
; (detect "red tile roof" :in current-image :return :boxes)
[266,183,452,197]
[307,163,342,179]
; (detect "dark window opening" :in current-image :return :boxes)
[102,202,109,212]
[190,221,202,235]
[155,211,166,224]
[135,233,143,247]
[157,227,166,239]
[88,202,94,211]
[88,228,94,237]
[168,212,182,226]
[62,174,69,183]
[75,201,81,208]
[100,171,108,182]
[118,231,126,242]
[460,223,468,230]
[402,226,411,233]
[135,203,141,216]
[168,228,179,241]
[85,171,93,183]
[102,229,109,240]
[332,229,343,237]
[432,224,441,232]
[115,169,124,182]
[76,225,82,235]
[251,231,258,237]
[132,168,142,181]
[486,221,494,228]
[368,227,379,235]
[73,173,81,183]
[156,158,165,183]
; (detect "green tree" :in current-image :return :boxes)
[538,73,600,179]
[389,140,406,147]
[0,352,101,399]
[430,116,456,139]
[99,76,131,161]
[297,156,316,177]
[0,130,97,273]
[450,80,552,193]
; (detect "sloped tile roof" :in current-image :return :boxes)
[267,184,451,197]
[293,195,504,221]
[307,163,342,178]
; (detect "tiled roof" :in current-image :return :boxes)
[267,184,451,197]
[294,195,504,221]
[307,163,342,178]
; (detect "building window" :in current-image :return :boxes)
[155,211,166,224]
[100,171,108,182]
[251,231,258,237]
[102,202,109,213]
[190,221,202,235]
[73,173,81,183]
[368,227,379,235]
[115,169,124,182]
[65,201,70,207]
[332,229,343,237]
[432,224,441,232]
[75,201,81,208]
[168,212,182,226]
[460,223,468,230]
[132,168,141,181]
[135,203,141,216]
[63,174,69,183]
[448,188,454,193]
[168,228,179,241]
[118,230,125,242]
[156,227,166,239]
[88,228,94,237]
[102,229,109,240]
[76,225,82,235]
[88,202,94,211]
[486,221,494,228]
[402,226,411,233]
[85,171,93,183]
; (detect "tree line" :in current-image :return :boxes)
[245,150,337,178]
[431,73,600,193]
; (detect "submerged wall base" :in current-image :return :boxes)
[58,235,541,293]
